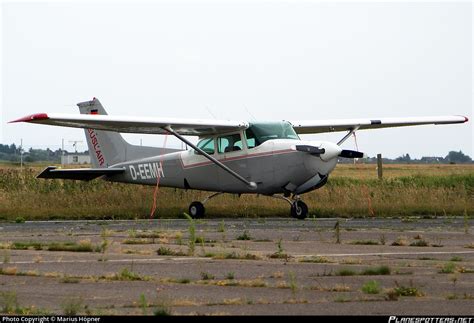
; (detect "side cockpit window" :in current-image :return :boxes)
[196,138,215,155]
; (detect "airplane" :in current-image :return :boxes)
[10,98,469,219]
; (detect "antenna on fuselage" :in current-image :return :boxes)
[205,106,217,119]
[244,106,257,121]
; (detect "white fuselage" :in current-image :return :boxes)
[111,138,340,195]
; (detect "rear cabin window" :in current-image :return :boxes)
[217,133,243,153]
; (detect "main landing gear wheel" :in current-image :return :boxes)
[189,201,205,219]
[291,200,308,220]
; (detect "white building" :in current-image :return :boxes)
[61,153,91,165]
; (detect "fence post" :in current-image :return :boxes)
[377,153,383,180]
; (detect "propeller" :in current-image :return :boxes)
[339,149,365,159]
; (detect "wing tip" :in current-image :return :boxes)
[9,113,49,123]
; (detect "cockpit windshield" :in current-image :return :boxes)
[245,122,299,148]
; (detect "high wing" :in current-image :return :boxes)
[290,116,469,134]
[10,113,248,136]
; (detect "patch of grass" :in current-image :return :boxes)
[169,278,191,284]
[299,256,331,263]
[334,296,351,303]
[341,258,362,265]
[361,280,381,294]
[122,238,155,245]
[335,268,356,276]
[329,284,351,292]
[218,220,226,233]
[47,241,94,252]
[334,220,341,244]
[194,236,205,244]
[393,281,423,297]
[457,267,474,274]
[385,289,399,301]
[450,256,463,262]
[226,272,235,280]
[0,291,19,314]
[270,271,284,279]
[439,262,456,274]
[446,293,458,300]
[11,241,42,250]
[3,250,10,264]
[0,267,17,275]
[236,230,252,241]
[133,231,161,239]
[465,243,474,249]
[213,252,260,260]
[269,238,288,259]
[391,236,409,246]
[183,213,195,256]
[61,297,83,315]
[361,266,391,276]
[175,232,183,245]
[98,228,111,254]
[379,234,386,245]
[15,217,25,223]
[60,276,80,284]
[156,247,186,256]
[16,270,39,277]
[154,306,171,316]
[288,271,298,297]
[200,272,215,280]
[233,279,266,288]
[409,240,429,247]
[111,268,149,281]
[349,240,379,245]
[138,294,151,315]
[463,293,474,300]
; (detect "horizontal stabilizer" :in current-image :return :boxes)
[37,166,125,181]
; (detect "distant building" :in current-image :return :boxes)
[61,153,91,165]
[420,156,444,163]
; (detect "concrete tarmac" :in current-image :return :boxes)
[0,217,473,315]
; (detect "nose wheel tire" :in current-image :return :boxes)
[189,201,205,219]
[291,200,308,220]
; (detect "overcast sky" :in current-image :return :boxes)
[1,0,472,158]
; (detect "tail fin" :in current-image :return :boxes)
[77,98,179,168]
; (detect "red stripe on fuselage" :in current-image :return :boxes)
[179,149,295,169]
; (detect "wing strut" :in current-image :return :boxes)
[337,126,360,146]
[164,126,257,190]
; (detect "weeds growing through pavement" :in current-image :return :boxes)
[183,213,195,256]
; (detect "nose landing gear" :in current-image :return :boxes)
[291,200,308,220]
[272,194,309,220]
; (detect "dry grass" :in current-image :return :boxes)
[0,164,472,220]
